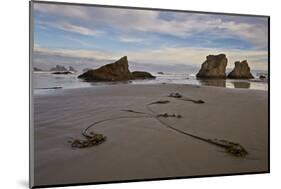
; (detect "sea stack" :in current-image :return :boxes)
[227,60,254,79]
[69,66,77,73]
[78,56,155,81]
[50,65,68,72]
[196,54,227,78]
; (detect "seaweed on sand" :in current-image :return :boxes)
[69,132,106,149]
[149,100,170,105]
[157,113,182,118]
[168,92,205,104]
[68,94,247,157]
[146,101,247,157]
[209,139,248,157]
[68,115,152,149]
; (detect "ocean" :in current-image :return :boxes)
[32,70,268,95]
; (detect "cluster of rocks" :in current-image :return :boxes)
[33,67,43,72]
[50,65,68,72]
[196,54,254,79]
[50,65,77,74]
[78,56,155,82]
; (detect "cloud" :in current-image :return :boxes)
[34,3,90,20]
[118,36,143,43]
[34,46,268,70]
[33,3,268,70]
[34,3,268,49]
[52,22,103,36]
[126,47,268,70]
[34,46,119,60]
[36,20,103,36]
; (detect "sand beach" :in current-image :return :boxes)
[32,84,268,186]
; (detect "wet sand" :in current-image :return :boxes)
[31,84,268,186]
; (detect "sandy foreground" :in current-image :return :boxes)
[32,84,268,186]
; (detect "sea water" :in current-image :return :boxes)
[32,71,268,94]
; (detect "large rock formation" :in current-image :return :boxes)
[196,54,227,78]
[78,56,131,81]
[78,56,155,81]
[227,60,254,79]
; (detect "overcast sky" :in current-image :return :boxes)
[33,2,269,71]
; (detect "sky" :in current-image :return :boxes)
[32,2,269,71]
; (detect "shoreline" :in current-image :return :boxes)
[33,80,268,97]
[33,84,268,186]
[33,71,268,93]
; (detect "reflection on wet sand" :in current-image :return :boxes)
[232,81,250,89]
[89,80,132,86]
[198,79,226,87]
[198,79,251,89]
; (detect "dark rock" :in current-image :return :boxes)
[78,56,155,81]
[35,87,62,90]
[78,56,131,81]
[259,75,266,79]
[69,66,77,73]
[33,67,43,71]
[52,71,72,75]
[227,60,254,79]
[50,65,68,72]
[131,71,156,79]
[196,54,227,78]
[158,72,164,74]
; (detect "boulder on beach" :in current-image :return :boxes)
[157,72,164,74]
[131,71,156,79]
[227,60,254,79]
[196,54,227,78]
[78,56,155,81]
[50,65,68,72]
